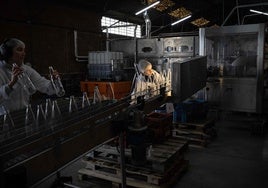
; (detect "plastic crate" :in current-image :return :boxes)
[146,112,172,143]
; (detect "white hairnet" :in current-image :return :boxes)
[138,59,151,73]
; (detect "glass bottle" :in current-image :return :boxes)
[49,66,65,97]
[13,63,36,95]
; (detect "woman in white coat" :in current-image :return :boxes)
[0,38,63,112]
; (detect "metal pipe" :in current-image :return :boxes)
[103,20,120,52]
[241,13,259,24]
[221,2,268,26]
[106,29,109,52]
[73,30,88,62]
[119,132,126,188]
[143,11,151,38]
[150,25,169,35]
[134,25,138,64]
[236,0,241,25]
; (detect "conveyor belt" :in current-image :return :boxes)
[0,93,169,187]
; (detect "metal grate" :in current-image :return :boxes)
[147,0,175,12]
[169,7,191,19]
[191,17,210,27]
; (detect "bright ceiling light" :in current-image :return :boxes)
[171,15,192,26]
[250,9,268,16]
[135,1,160,15]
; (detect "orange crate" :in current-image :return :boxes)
[80,81,131,99]
[80,81,88,93]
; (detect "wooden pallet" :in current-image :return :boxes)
[90,137,188,173]
[172,134,208,148]
[78,137,189,188]
[174,118,215,132]
[78,159,189,188]
[172,119,217,148]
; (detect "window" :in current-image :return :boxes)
[101,16,141,38]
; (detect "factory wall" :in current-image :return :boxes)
[0,0,104,77]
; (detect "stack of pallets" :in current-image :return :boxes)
[78,137,189,188]
[172,118,217,148]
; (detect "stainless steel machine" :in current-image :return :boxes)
[199,23,266,113]
[111,34,204,98]
[111,34,199,70]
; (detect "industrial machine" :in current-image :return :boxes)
[111,33,199,70]
[1,33,207,188]
[110,33,202,99]
[199,23,266,113]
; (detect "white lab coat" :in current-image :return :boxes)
[132,69,164,100]
[0,60,57,111]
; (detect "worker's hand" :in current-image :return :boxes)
[9,64,23,88]
[52,70,60,79]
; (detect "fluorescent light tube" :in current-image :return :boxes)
[250,9,268,16]
[135,1,160,15]
[171,15,192,26]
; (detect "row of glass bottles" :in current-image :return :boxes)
[13,64,65,97]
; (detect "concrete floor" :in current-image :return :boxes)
[34,113,268,188]
[173,119,268,188]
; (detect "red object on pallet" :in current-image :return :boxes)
[146,112,172,143]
